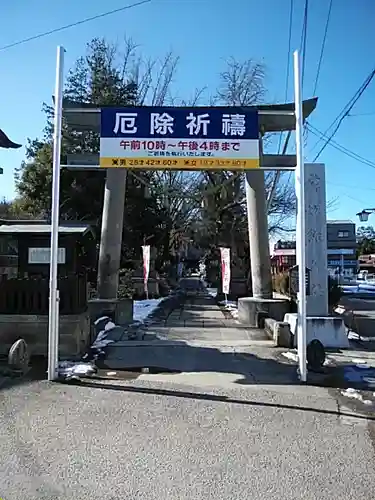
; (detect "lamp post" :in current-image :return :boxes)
[356,209,375,223]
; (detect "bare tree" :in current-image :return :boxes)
[215,57,266,106]
[197,57,296,249]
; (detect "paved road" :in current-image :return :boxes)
[1,369,374,499]
[339,296,375,339]
[1,282,374,498]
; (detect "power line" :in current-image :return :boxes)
[0,0,151,52]
[327,180,375,192]
[309,69,375,154]
[311,67,375,161]
[307,121,375,169]
[348,111,375,117]
[284,0,294,104]
[300,0,309,87]
[277,0,294,154]
[312,0,333,96]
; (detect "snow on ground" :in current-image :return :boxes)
[58,299,166,379]
[58,360,97,380]
[341,388,373,406]
[218,300,239,320]
[342,284,375,295]
[133,298,164,322]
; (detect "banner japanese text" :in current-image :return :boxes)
[100,106,259,170]
[220,247,231,296]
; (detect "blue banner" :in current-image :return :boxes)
[328,260,358,266]
[101,106,259,140]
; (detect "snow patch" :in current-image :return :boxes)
[341,387,374,406]
[57,361,97,380]
[133,298,164,322]
[282,351,299,363]
[218,300,239,320]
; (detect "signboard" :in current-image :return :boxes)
[327,260,357,267]
[100,107,259,170]
[220,247,231,296]
[28,247,66,264]
[289,265,311,296]
[327,249,355,255]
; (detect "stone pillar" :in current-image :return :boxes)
[245,136,272,299]
[303,163,329,316]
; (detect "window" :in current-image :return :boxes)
[0,236,18,256]
[338,231,349,238]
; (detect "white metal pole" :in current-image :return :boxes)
[293,50,307,383]
[48,46,65,381]
[341,254,344,283]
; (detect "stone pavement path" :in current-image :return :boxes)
[150,289,269,343]
[101,287,271,372]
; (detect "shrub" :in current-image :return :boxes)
[272,272,289,295]
[118,268,135,299]
[328,276,342,309]
[273,271,342,310]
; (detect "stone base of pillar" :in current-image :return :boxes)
[238,297,290,327]
[88,298,134,326]
[284,313,349,349]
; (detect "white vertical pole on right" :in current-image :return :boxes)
[293,50,307,383]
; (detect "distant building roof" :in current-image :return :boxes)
[0,222,93,236]
[327,219,354,224]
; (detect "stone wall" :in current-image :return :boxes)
[0,313,90,358]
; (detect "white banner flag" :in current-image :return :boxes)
[142,245,151,293]
[220,247,231,296]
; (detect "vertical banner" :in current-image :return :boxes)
[142,245,150,298]
[220,247,231,297]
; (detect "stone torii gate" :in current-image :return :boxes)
[0,128,21,176]
[61,93,349,344]
[0,129,21,149]
[61,98,318,314]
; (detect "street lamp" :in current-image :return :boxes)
[356,209,375,222]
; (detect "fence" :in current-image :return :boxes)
[0,275,87,315]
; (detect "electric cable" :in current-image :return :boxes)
[0,0,151,51]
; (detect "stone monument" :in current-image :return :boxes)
[284,163,349,348]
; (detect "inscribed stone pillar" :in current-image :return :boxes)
[301,163,329,316]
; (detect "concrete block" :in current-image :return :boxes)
[0,313,90,357]
[264,318,292,347]
[88,298,133,325]
[238,297,290,327]
[284,313,349,348]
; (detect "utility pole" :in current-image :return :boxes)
[245,138,272,299]
[97,168,128,299]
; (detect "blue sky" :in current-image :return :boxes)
[1,0,374,222]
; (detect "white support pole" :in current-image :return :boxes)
[48,46,65,381]
[341,254,344,283]
[293,50,307,383]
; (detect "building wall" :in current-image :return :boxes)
[326,221,357,276]
[272,220,358,277]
